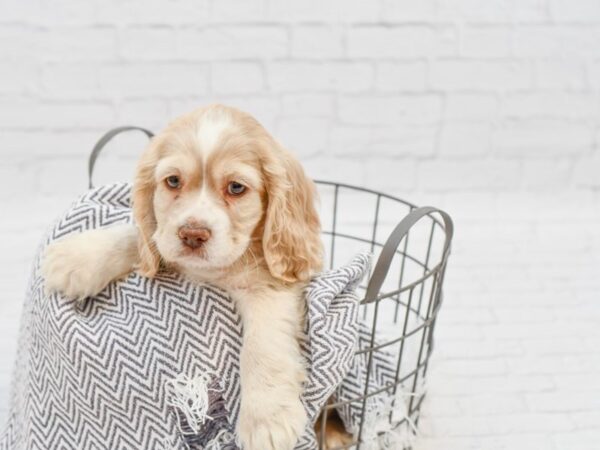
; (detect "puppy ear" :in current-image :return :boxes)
[132,139,161,278]
[262,142,323,283]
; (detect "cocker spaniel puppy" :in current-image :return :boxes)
[42,104,324,450]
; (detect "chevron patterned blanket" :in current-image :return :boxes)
[0,183,374,450]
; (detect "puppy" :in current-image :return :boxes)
[42,104,324,450]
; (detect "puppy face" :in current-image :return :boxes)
[149,112,265,272]
[133,105,323,283]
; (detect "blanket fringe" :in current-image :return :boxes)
[204,429,236,450]
[165,372,215,436]
[357,380,426,450]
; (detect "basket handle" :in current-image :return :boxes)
[364,206,454,303]
[88,126,154,189]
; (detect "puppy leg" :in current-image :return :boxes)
[234,286,308,450]
[315,407,354,449]
[42,224,139,300]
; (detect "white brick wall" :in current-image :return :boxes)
[1,1,599,448]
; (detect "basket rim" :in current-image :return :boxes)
[314,179,418,210]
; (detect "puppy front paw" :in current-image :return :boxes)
[42,227,137,301]
[42,238,107,301]
[238,394,307,450]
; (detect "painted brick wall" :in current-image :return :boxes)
[1,1,599,448]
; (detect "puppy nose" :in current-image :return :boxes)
[178,226,212,249]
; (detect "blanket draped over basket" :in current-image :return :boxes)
[0,183,371,450]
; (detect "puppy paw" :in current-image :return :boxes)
[238,394,307,450]
[316,410,354,450]
[42,227,137,301]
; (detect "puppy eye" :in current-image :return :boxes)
[165,175,181,189]
[227,181,246,196]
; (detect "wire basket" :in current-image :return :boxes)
[88,128,454,450]
[314,181,453,449]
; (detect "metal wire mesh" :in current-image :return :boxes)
[314,181,453,450]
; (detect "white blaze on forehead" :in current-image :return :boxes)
[196,109,234,162]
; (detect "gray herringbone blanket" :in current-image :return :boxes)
[0,183,374,450]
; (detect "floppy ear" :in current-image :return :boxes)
[262,142,323,283]
[132,139,161,277]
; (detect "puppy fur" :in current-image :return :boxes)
[42,104,324,450]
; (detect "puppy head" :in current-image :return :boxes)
[133,104,322,283]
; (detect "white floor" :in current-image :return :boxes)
[0,190,599,450]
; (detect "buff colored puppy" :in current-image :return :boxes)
[43,104,324,450]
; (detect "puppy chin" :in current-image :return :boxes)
[180,245,208,259]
